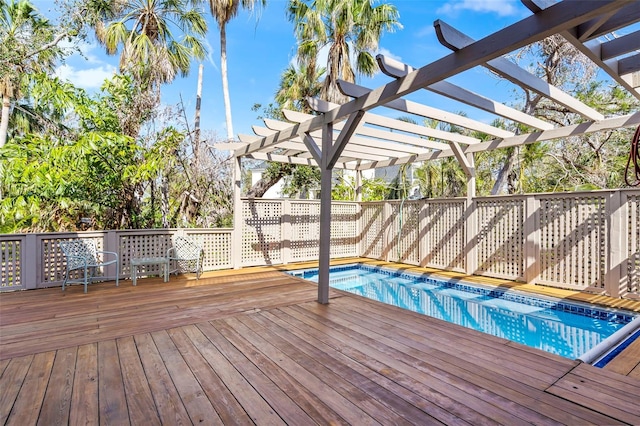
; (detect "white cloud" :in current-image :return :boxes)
[55,64,116,90]
[437,0,518,17]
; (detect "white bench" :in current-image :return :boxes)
[130,257,169,286]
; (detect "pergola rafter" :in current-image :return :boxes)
[225,0,640,303]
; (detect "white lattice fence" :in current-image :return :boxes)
[476,198,525,280]
[387,201,421,264]
[628,193,640,296]
[1,236,23,290]
[290,202,321,261]
[242,200,283,266]
[330,203,358,258]
[422,200,466,271]
[538,195,606,290]
[187,231,232,270]
[119,232,173,277]
[360,203,385,258]
[42,234,107,286]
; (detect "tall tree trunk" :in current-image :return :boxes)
[194,63,203,167]
[220,25,234,140]
[161,174,170,228]
[491,147,517,195]
[0,94,11,148]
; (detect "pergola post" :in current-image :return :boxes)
[232,156,243,269]
[355,170,363,202]
[317,122,333,304]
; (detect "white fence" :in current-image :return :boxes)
[359,189,640,300]
[1,191,638,300]
[0,199,358,291]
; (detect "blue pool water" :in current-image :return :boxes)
[289,264,637,360]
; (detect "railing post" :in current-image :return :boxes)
[523,195,540,284]
[464,197,477,275]
[105,230,119,280]
[231,157,243,269]
[383,201,392,262]
[24,234,38,290]
[282,199,291,265]
[605,190,626,297]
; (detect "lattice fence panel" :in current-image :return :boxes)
[189,232,232,270]
[360,203,385,258]
[290,202,321,261]
[119,233,173,277]
[387,201,420,264]
[42,235,106,286]
[242,200,282,266]
[538,195,606,289]
[1,237,23,290]
[476,198,524,279]
[628,193,640,296]
[422,201,465,271]
[330,203,358,258]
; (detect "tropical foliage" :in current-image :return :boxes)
[287,0,401,103]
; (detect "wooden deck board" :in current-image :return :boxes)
[1,266,640,425]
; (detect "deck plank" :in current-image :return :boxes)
[116,336,161,426]
[69,343,98,426]
[97,340,129,425]
[37,346,76,426]
[134,333,192,425]
[186,323,286,425]
[6,351,54,426]
[1,266,639,425]
[151,329,223,425]
[603,335,640,376]
[166,327,254,425]
[0,355,33,424]
[210,317,348,425]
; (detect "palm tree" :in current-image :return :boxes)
[274,62,325,113]
[0,0,61,147]
[287,0,401,104]
[208,0,266,140]
[95,0,207,94]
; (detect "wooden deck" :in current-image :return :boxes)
[2,262,640,425]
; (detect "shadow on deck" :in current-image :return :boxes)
[1,264,640,425]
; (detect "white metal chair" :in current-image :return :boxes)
[167,236,203,279]
[59,239,119,293]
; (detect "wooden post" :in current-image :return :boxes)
[25,234,38,290]
[605,190,626,298]
[355,170,363,202]
[232,156,243,269]
[317,123,333,304]
[105,230,119,282]
[523,195,540,284]
[282,199,291,265]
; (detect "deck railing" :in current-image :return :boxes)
[0,199,359,291]
[1,191,638,299]
[360,189,640,300]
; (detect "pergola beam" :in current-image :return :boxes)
[235,1,621,159]
[435,20,605,120]
[523,0,640,99]
[355,112,640,170]
[337,80,515,138]
[376,56,554,131]
[309,98,476,145]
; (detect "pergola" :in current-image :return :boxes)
[224,0,640,303]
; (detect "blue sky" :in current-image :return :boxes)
[36,0,533,140]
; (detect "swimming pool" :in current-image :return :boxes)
[289,264,638,360]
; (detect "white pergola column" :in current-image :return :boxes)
[232,156,243,269]
[355,169,363,202]
[317,122,333,304]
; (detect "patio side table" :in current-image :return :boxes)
[130,257,169,286]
